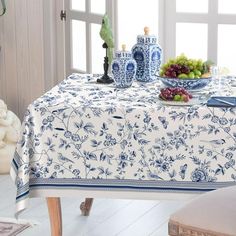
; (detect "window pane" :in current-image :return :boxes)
[71,0,85,12]
[176,23,207,60]
[176,0,208,13]
[72,20,86,71]
[91,24,104,74]
[91,0,106,15]
[118,0,159,50]
[218,0,236,14]
[218,25,236,74]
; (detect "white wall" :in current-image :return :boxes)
[0,0,65,120]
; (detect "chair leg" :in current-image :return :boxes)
[168,221,179,236]
[80,198,94,216]
[47,197,62,236]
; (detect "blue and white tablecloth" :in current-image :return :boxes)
[11,74,236,215]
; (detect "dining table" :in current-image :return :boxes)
[11,73,236,236]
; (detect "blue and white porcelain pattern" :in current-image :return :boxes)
[159,76,213,91]
[112,46,137,88]
[11,74,236,216]
[132,27,162,82]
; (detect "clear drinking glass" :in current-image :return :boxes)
[210,65,221,94]
[210,66,232,95]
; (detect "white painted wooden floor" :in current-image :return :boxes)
[0,175,188,236]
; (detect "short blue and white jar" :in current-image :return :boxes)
[132,27,162,82]
[112,44,137,88]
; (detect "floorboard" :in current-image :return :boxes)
[117,200,186,236]
[150,222,169,236]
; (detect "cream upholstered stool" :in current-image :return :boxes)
[169,186,236,236]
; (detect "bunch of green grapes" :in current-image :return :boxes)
[160,54,210,79]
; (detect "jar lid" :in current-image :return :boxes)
[115,44,132,58]
[137,27,157,44]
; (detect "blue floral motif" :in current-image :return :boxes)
[132,33,162,82]
[112,50,136,88]
[191,168,208,182]
[104,134,116,146]
[11,74,236,215]
[118,152,129,168]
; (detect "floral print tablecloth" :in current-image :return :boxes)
[11,74,236,215]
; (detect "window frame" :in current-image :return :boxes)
[64,0,115,76]
[63,0,236,76]
[164,0,236,64]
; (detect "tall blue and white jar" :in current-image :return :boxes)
[132,27,162,82]
[112,44,137,88]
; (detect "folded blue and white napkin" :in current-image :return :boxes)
[207,96,236,107]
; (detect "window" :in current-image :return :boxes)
[71,0,85,12]
[164,0,236,74]
[176,23,208,60]
[218,24,236,73]
[71,20,86,71]
[176,0,208,13]
[65,0,113,76]
[91,23,104,73]
[117,0,159,50]
[218,0,236,14]
[65,0,236,75]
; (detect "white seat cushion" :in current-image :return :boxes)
[169,185,236,236]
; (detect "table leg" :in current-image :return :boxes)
[80,198,94,216]
[47,197,62,236]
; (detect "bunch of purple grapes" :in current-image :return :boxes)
[160,87,193,102]
[164,64,190,78]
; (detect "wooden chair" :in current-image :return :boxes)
[80,198,94,216]
[47,198,94,236]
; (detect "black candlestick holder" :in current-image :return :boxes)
[97,42,114,84]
